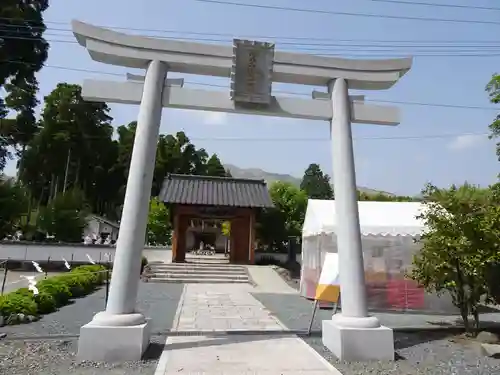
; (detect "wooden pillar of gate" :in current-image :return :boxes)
[229,210,252,264]
[172,214,188,262]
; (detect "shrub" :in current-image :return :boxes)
[0,264,107,323]
[0,292,38,317]
[71,265,107,284]
[56,274,90,297]
[36,279,72,305]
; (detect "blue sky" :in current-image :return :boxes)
[4,0,500,195]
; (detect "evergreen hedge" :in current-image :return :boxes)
[0,264,107,322]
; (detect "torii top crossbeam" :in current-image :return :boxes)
[71,20,412,126]
[72,20,411,91]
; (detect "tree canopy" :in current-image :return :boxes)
[19,83,117,215]
[410,183,500,334]
[0,178,28,239]
[300,163,334,199]
[486,74,500,164]
[205,154,227,177]
[1,81,247,241]
[257,181,308,251]
[0,0,50,170]
[147,197,171,245]
[37,188,89,243]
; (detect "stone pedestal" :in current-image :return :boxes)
[77,312,151,362]
[322,315,394,361]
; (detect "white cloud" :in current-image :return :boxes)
[448,134,486,151]
[203,111,228,125]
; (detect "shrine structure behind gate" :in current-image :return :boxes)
[159,174,273,264]
[71,19,412,364]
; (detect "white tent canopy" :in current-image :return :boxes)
[300,199,458,313]
[302,199,426,237]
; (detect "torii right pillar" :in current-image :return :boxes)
[322,77,403,361]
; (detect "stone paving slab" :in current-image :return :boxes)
[158,284,340,375]
[246,265,298,294]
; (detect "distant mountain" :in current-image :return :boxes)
[224,164,395,196]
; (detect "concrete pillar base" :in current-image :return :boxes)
[77,312,151,362]
[322,315,394,361]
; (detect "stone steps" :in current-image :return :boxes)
[144,261,250,284]
[183,256,231,265]
[150,269,248,276]
[150,264,246,272]
[148,276,249,284]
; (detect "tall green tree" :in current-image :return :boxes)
[410,183,500,334]
[152,131,209,195]
[486,74,500,163]
[0,0,50,170]
[19,83,116,215]
[205,154,227,177]
[300,163,334,199]
[256,181,308,251]
[0,132,9,172]
[0,178,28,238]
[38,188,89,243]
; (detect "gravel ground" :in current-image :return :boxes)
[0,282,184,375]
[252,292,500,375]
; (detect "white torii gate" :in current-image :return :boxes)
[72,20,412,363]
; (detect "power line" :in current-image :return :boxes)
[8,30,500,51]
[368,0,500,11]
[2,18,500,44]
[3,59,499,111]
[4,34,500,58]
[3,129,491,142]
[366,99,498,111]
[189,0,500,26]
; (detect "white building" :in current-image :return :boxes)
[83,215,120,242]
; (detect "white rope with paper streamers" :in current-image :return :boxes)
[62,257,71,270]
[31,261,43,274]
[86,254,96,265]
[21,275,39,296]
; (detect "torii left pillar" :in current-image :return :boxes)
[77,60,167,362]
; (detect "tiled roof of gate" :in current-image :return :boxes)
[159,174,274,208]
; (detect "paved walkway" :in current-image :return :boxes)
[155,284,340,375]
[246,265,298,294]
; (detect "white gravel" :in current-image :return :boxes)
[252,292,500,375]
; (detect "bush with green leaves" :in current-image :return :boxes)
[0,264,107,322]
[0,292,38,318]
[410,183,500,335]
[71,264,107,284]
